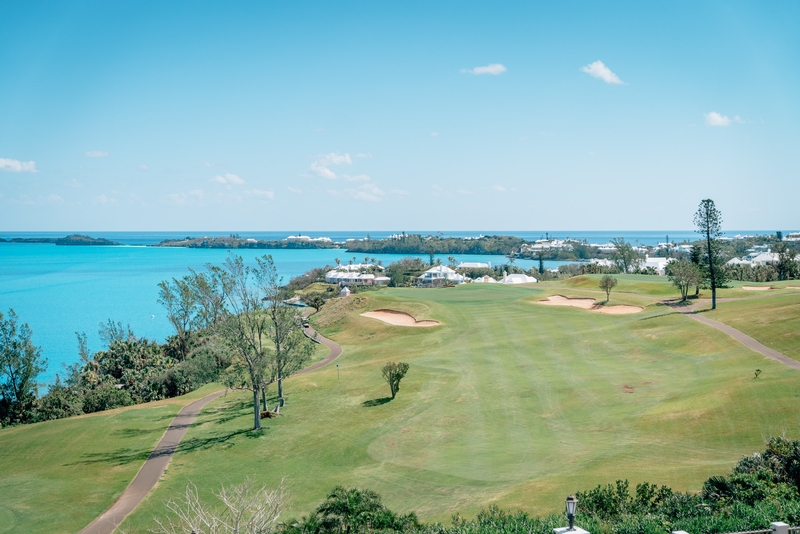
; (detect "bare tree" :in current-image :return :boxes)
[151,478,285,534]
[599,275,618,302]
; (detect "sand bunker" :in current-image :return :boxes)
[742,286,773,291]
[788,287,800,290]
[538,295,643,315]
[361,309,440,327]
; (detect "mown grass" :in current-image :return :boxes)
[117,283,800,531]
[0,384,221,534]
[705,294,800,361]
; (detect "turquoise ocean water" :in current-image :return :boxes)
[0,230,773,382]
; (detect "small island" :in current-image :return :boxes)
[0,234,120,246]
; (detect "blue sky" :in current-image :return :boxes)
[1,1,798,231]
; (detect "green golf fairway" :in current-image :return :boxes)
[118,283,800,530]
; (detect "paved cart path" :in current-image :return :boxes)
[80,328,342,534]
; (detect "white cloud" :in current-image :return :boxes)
[580,60,625,84]
[166,189,205,206]
[93,194,117,205]
[388,189,409,196]
[342,174,371,182]
[430,132,440,137]
[85,151,109,158]
[345,183,384,202]
[492,185,507,192]
[287,186,303,194]
[211,173,245,185]
[705,111,731,126]
[462,63,507,75]
[139,164,149,171]
[431,185,474,197]
[47,194,64,203]
[0,158,37,173]
[310,152,353,179]
[248,189,275,201]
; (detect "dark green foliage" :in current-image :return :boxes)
[0,309,47,426]
[345,234,526,256]
[283,486,420,534]
[385,257,428,287]
[694,199,729,309]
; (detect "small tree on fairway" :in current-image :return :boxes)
[0,309,47,426]
[667,260,703,302]
[599,275,618,302]
[381,362,409,399]
[694,199,728,310]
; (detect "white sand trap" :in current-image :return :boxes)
[742,286,773,291]
[538,295,596,309]
[361,309,440,327]
[538,295,643,315]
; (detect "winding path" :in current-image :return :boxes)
[671,301,800,371]
[79,328,342,534]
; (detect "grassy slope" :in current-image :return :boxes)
[0,384,221,534]
[120,283,800,531]
[705,294,800,361]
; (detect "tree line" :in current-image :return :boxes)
[0,254,312,430]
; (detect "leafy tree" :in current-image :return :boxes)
[381,362,409,399]
[599,275,618,302]
[610,238,643,273]
[667,260,703,302]
[304,294,326,313]
[506,249,516,265]
[775,242,798,281]
[690,243,703,296]
[0,309,47,425]
[98,319,134,346]
[158,275,200,360]
[261,256,313,409]
[694,199,728,309]
[447,256,458,269]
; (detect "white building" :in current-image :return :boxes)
[325,269,390,286]
[642,255,673,275]
[339,286,351,298]
[472,275,497,283]
[785,232,800,242]
[418,265,467,285]
[457,261,491,269]
[499,272,538,284]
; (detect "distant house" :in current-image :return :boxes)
[472,275,497,283]
[642,255,673,275]
[457,261,491,269]
[499,272,538,284]
[418,265,467,286]
[339,286,351,298]
[325,265,391,286]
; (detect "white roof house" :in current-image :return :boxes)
[472,275,497,283]
[457,262,491,269]
[339,286,351,298]
[325,270,390,286]
[499,272,538,284]
[642,256,673,275]
[418,265,467,285]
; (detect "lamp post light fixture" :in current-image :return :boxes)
[565,495,578,531]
